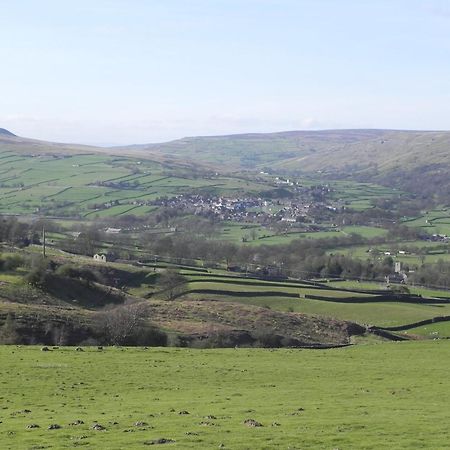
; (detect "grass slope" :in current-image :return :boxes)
[121,129,450,172]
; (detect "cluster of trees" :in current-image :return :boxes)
[0,216,45,247]
[409,260,450,289]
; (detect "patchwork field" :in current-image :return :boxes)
[1,342,450,449]
[403,208,450,236]
[0,151,270,218]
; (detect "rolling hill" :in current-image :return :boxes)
[118,129,450,173]
[2,127,450,199]
[118,129,450,200]
[3,127,450,173]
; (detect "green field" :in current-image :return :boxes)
[403,208,450,236]
[1,342,450,449]
[0,152,270,218]
[328,239,450,266]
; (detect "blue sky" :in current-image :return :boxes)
[1,0,450,145]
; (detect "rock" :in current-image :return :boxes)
[178,410,189,415]
[48,424,62,430]
[69,419,84,426]
[205,415,217,419]
[76,347,84,352]
[97,346,103,350]
[26,424,40,429]
[41,347,50,352]
[144,438,175,445]
[243,419,263,427]
[91,423,106,431]
[134,421,148,427]
[199,421,216,426]
[271,422,281,427]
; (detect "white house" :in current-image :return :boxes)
[93,253,107,263]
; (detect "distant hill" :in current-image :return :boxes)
[0,128,16,137]
[119,129,450,200]
[4,127,450,174]
[2,127,450,199]
[120,129,450,172]
[0,128,99,155]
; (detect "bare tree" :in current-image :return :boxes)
[97,302,148,345]
[156,268,187,300]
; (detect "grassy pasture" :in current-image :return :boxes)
[193,294,450,328]
[328,240,450,266]
[404,321,450,338]
[1,342,450,449]
[403,207,450,236]
[328,180,400,211]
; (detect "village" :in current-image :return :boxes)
[86,178,341,228]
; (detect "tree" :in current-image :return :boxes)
[25,257,50,288]
[156,269,187,300]
[97,302,148,345]
[0,314,20,344]
[56,264,101,286]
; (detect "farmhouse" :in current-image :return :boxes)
[105,227,122,234]
[385,272,408,284]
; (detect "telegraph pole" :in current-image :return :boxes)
[42,226,46,258]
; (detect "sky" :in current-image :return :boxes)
[1,0,450,145]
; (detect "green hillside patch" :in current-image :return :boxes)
[199,291,450,327]
[403,321,450,338]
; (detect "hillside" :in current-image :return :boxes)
[120,129,450,201]
[4,127,450,175]
[119,129,450,173]
[0,128,16,137]
[2,127,450,200]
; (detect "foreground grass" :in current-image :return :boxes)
[1,343,450,449]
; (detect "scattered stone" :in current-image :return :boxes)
[69,420,84,426]
[48,424,62,430]
[144,438,176,445]
[26,424,40,429]
[91,423,106,431]
[134,421,148,427]
[75,347,84,352]
[199,421,216,426]
[271,422,281,427]
[289,407,305,416]
[205,415,217,420]
[185,431,199,436]
[70,435,88,441]
[243,419,263,427]
[178,410,189,415]
[97,346,103,350]
[41,347,50,352]
[219,444,225,448]
[52,347,59,350]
